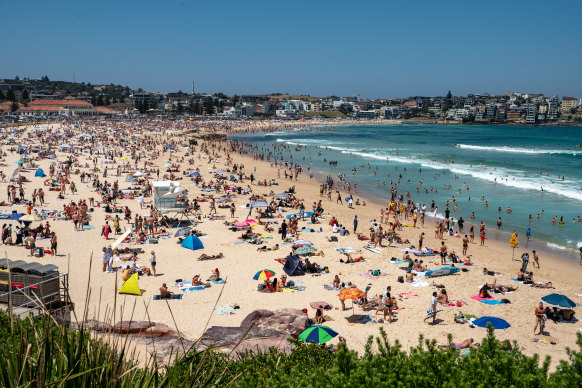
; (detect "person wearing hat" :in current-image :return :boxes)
[208,268,220,282]
[150,251,157,276]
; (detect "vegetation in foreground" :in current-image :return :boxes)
[1,311,581,387]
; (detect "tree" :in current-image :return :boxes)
[338,103,352,115]
[204,97,215,115]
[176,101,184,115]
[446,90,453,100]
[0,90,4,101]
[22,90,29,101]
[6,89,16,102]
[104,96,111,105]
[96,95,104,106]
[14,76,20,81]
[10,101,19,113]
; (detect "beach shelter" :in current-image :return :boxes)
[181,235,204,251]
[125,175,137,182]
[541,294,576,309]
[299,325,338,344]
[119,273,141,295]
[34,168,46,177]
[283,255,305,276]
[253,269,276,281]
[472,316,510,329]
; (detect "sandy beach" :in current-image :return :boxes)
[1,119,580,368]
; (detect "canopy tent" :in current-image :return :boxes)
[283,254,305,276]
[119,273,141,295]
[181,235,204,251]
[34,168,46,177]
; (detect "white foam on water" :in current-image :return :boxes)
[456,144,582,155]
[546,242,568,250]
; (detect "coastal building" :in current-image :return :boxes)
[524,103,537,124]
[131,93,152,107]
[18,99,97,117]
[560,97,578,113]
[547,96,559,121]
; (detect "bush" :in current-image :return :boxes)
[0,311,581,386]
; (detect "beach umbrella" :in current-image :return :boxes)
[338,288,367,301]
[132,171,144,177]
[541,294,576,309]
[119,156,129,160]
[174,227,192,237]
[190,171,201,177]
[273,192,289,198]
[10,213,25,221]
[472,316,511,329]
[19,214,43,222]
[299,325,338,344]
[294,246,317,255]
[294,240,313,246]
[253,269,276,281]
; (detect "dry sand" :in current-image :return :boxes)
[1,122,580,368]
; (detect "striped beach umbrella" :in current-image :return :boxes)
[253,269,276,281]
[299,325,338,344]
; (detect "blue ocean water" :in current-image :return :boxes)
[231,124,582,258]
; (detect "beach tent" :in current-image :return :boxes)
[541,294,576,308]
[181,235,204,251]
[34,168,46,177]
[283,254,305,276]
[125,175,137,182]
[119,273,141,295]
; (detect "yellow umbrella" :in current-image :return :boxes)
[20,214,43,222]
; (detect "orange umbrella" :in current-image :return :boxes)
[338,288,366,300]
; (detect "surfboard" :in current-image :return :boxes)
[364,246,381,254]
[425,266,459,278]
[286,211,314,219]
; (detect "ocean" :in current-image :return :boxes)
[230,124,582,260]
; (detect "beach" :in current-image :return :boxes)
[0,119,580,369]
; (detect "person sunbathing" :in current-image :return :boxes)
[257,243,279,252]
[405,270,416,283]
[340,253,365,263]
[159,283,173,299]
[191,274,203,286]
[479,285,492,298]
[207,268,220,281]
[197,253,224,261]
[332,275,341,289]
[533,282,554,289]
[482,268,503,276]
[438,338,479,350]
[436,289,449,304]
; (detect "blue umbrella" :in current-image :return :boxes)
[541,294,576,309]
[10,213,25,221]
[472,316,510,329]
[189,171,201,177]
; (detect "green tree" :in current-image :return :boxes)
[10,101,19,113]
[176,101,184,115]
[104,96,111,105]
[6,89,16,102]
[96,95,104,106]
[204,97,214,115]
[0,90,4,101]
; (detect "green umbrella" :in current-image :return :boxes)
[294,246,317,255]
[299,325,338,344]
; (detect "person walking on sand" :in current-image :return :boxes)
[424,291,439,324]
[102,221,111,240]
[532,250,540,269]
[439,241,447,265]
[280,220,287,241]
[150,251,157,277]
[50,232,57,256]
[534,302,546,335]
[353,215,358,233]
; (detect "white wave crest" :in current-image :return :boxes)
[457,144,582,155]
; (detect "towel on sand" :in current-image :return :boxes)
[210,278,226,284]
[214,305,236,315]
[479,299,504,305]
[153,294,183,300]
[470,295,494,301]
[359,270,388,279]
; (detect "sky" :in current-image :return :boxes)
[2,0,581,99]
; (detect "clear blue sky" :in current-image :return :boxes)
[2,0,581,99]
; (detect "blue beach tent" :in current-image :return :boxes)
[181,235,204,251]
[34,168,46,177]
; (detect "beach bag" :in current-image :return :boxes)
[397,276,404,283]
[456,301,463,307]
[329,236,338,242]
[501,299,511,304]
[461,268,468,272]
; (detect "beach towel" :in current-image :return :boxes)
[210,278,226,284]
[399,292,419,297]
[275,258,287,265]
[511,278,525,283]
[301,227,319,232]
[310,302,333,310]
[153,294,183,300]
[214,305,237,315]
[390,260,407,264]
[470,295,494,301]
[408,280,429,287]
[180,286,205,292]
[324,284,336,291]
[364,246,381,254]
[359,270,389,280]
[336,247,358,253]
[479,299,504,305]
[234,240,248,245]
